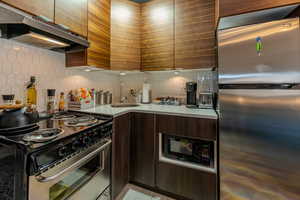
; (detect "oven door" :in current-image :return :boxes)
[29,139,111,200]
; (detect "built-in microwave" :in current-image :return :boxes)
[160,133,216,172]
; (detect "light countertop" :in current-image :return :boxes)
[73,104,218,119]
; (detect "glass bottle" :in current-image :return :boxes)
[58,92,65,112]
[26,76,37,106]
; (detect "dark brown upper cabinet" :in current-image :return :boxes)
[141,0,175,71]
[55,0,88,37]
[66,0,111,69]
[219,0,300,17]
[111,0,141,71]
[1,0,55,21]
[175,0,216,69]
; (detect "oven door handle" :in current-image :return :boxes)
[35,139,112,183]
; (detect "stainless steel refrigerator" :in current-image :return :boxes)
[218,17,300,200]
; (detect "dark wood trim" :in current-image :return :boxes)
[66,50,87,67]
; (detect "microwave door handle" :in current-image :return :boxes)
[35,139,112,183]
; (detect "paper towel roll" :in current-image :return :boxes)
[142,83,151,104]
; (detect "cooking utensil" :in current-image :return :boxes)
[0,107,39,133]
[0,104,24,110]
[23,128,64,143]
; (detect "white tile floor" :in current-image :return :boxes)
[123,189,161,200]
[116,184,176,200]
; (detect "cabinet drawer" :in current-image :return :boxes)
[156,115,217,140]
[156,162,217,200]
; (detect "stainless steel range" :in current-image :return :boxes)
[0,111,112,200]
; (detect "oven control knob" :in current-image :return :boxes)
[83,136,92,145]
[58,146,67,157]
[72,140,81,151]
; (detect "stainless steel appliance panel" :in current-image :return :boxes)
[69,145,111,200]
[218,18,300,84]
[29,140,111,200]
[219,89,300,200]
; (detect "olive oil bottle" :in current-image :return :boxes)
[26,76,37,106]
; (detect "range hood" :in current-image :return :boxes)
[0,2,89,52]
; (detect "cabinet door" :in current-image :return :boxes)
[157,162,217,200]
[2,0,54,21]
[111,0,141,70]
[130,113,155,187]
[87,0,111,69]
[157,114,217,140]
[112,113,130,199]
[175,0,215,69]
[55,0,88,37]
[219,0,300,17]
[141,0,174,71]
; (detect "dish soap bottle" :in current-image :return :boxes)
[26,76,37,106]
[58,92,65,111]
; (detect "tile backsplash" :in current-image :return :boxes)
[0,38,213,110]
[0,39,120,111]
[120,69,214,103]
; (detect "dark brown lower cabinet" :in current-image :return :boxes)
[112,112,217,200]
[157,114,217,140]
[112,113,131,199]
[130,113,156,187]
[156,162,217,200]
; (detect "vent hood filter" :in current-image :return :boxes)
[12,32,70,49]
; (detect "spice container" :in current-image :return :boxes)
[58,92,65,111]
[46,89,56,114]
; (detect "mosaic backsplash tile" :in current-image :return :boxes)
[0,39,120,111]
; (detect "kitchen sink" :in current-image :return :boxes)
[110,103,140,108]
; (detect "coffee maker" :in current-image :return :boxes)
[186,82,197,108]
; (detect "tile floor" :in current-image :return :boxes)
[116,184,176,200]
